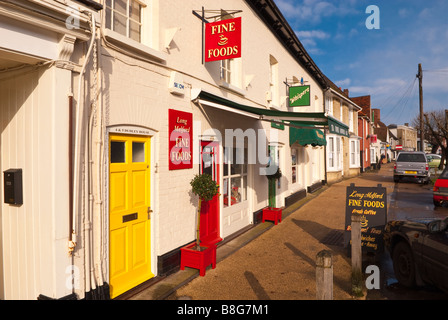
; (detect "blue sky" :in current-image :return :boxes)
[273,0,448,126]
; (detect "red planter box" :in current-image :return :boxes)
[180,242,216,276]
[262,207,282,225]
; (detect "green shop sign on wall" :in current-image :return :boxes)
[289,85,310,107]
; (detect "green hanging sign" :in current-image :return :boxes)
[289,85,310,107]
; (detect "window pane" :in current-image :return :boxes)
[114,0,127,15]
[223,178,229,208]
[129,1,141,22]
[132,142,145,162]
[242,176,247,201]
[105,1,112,29]
[129,21,141,42]
[202,151,213,177]
[231,148,242,175]
[113,12,127,36]
[111,141,125,163]
[230,177,241,205]
[291,149,297,166]
[292,166,297,184]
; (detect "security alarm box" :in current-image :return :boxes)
[4,169,23,205]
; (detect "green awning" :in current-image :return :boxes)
[289,123,326,146]
[193,89,328,126]
[191,89,349,138]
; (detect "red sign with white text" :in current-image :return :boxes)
[205,17,242,62]
[169,109,193,170]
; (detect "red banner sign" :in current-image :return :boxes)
[205,17,242,62]
[169,109,193,170]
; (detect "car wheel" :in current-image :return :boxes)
[394,176,399,183]
[433,199,441,207]
[392,241,416,288]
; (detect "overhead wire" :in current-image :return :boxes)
[380,77,418,124]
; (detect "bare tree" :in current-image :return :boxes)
[414,110,448,170]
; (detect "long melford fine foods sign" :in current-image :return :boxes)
[344,183,387,253]
[289,85,311,107]
[169,109,193,170]
[205,17,242,62]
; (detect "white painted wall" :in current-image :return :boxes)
[0,66,72,299]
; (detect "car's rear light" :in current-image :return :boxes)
[394,163,396,170]
[434,186,439,192]
[426,164,429,171]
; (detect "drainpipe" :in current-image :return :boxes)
[70,12,96,255]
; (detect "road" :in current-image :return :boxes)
[367,166,448,300]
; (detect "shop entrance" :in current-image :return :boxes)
[109,134,154,298]
[199,141,222,246]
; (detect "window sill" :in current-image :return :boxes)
[103,28,167,63]
[219,80,246,96]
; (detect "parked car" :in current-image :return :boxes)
[393,151,430,184]
[384,217,448,294]
[433,168,448,207]
[426,153,445,168]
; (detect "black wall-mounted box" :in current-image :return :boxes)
[4,169,23,205]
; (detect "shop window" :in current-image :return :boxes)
[223,148,247,207]
[111,141,126,163]
[105,0,144,42]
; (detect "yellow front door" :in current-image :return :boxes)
[109,134,153,298]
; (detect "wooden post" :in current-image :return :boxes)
[316,250,333,300]
[351,212,363,297]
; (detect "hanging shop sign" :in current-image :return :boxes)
[344,183,387,253]
[205,17,241,62]
[289,85,310,107]
[169,109,193,170]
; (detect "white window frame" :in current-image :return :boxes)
[350,138,360,168]
[223,147,248,208]
[325,95,333,115]
[328,137,334,169]
[291,146,300,185]
[105,0,146,42]
[103,0,166,62]
[340,99,343,122]
[349,108,354,133]
[327,135,342,171]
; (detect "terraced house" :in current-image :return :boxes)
[324,77,362,183]
[0,0,361,299]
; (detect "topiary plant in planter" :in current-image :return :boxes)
[190,173,219,249]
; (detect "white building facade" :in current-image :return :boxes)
[0,0,343,299]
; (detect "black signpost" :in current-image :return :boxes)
[344,183,387,254]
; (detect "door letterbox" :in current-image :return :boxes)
[4,169,23,205]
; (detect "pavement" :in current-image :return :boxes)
[128,163,397,300]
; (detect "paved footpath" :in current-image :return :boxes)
[131,163,396,300]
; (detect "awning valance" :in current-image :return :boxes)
[289,123,326,146]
